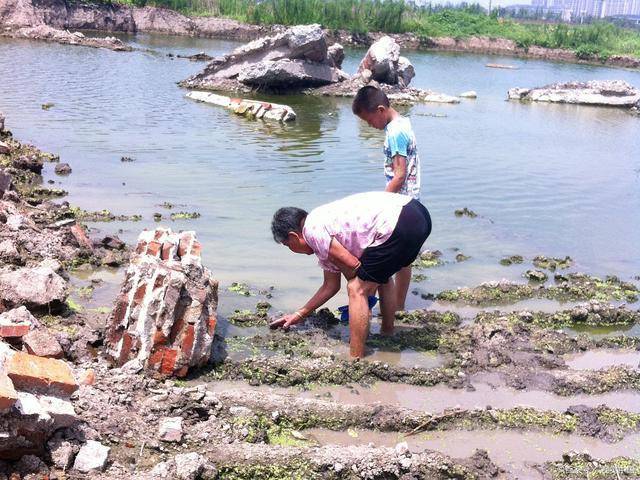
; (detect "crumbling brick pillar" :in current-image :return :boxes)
[105,229,218,377]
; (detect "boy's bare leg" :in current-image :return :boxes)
[378,279,396,336]
[395,266,412,311]
[347,277,378,358]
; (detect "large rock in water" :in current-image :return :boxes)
[181,24,346,91]
[238,59,347,88]
[105,228,218,377]
[508,80,640,108]
[357,36,409,86]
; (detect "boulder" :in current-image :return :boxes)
[0,142,11,155]
[0,266,68,312]
[181,24,344,92]
[508,80,640,108]
[397,56,415,88]
[238,59,347,88]
[328,43,345,69]
[105,228,218,377]
[12,154,43,174]
[54,163,72,175]
[357,36,401,85]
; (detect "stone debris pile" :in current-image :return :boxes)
[508,80,640,109]
[186,91,296,122]
[181,24,347,91]
[106,228,218,377]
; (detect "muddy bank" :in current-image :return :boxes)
[2,0,639,69]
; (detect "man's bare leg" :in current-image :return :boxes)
[378,279,396,336]
[347,277,378,358]
[394,266,412,311]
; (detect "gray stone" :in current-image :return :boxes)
[0,239,19,263]
[459,90,478,99]
[238,59,346,88]
[508,80,640,108]
[0,112,5,132]
[0,169,12,198]
[73,440,109,473]
[0,267,68,312]
[397,56,415,88]
[12,155,43,174]
[0,306,38,329]
[0,141,10,155]
[54,163,72,175]
[174,452,216,480]
[328,43,345,69]
[47,439,77,470]
[357,36,400,85]
[158,416,183,442]
[23,329,64,358]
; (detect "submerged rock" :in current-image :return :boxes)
[105,228,218,377]
[186,91,296,122]
[508,80,640,109]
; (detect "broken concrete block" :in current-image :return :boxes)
[159,416,183,442]
[105,228,218,377]
[23,329,64,358]
[186,91,296,122]
[6,351,78,396]
[0,306,34,339]
[15,392,77,428]
[73,440,110,473]
[0,267,68,312]
[174,452,215,480]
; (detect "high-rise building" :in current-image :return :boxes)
[530,0,639,17]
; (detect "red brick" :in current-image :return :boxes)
[178,235,191,257]
[0,324,30,338]
[133,283,147,305]
[147,240,162,257]
[182,325,195,357]
[154,273,166,290]
[0,374,17,411]
[70,224,94,251]
[208,315,217,336]
[161,242,174,260]
[261,102,272,110]
[7,352,78,395]
[153,328,167,347]
[154,230,164,240]
[135,241,147,254]
[175,366,189,378]
[118,332,133,365]
[111,295,129,325]
[148,348,164,370]
[159,349,178,375]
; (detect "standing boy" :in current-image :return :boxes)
[352,86,421,311]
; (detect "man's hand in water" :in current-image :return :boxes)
[269,313,304,331]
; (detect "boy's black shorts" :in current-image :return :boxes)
[356,199,432,284]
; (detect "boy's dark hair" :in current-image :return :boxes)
[352,86,390,115]
[271,207,308,243]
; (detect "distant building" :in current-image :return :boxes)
[530,0,640,18]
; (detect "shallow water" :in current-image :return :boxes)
[306,428,640,478]
[564,348,640,371]
[1,34,639,316]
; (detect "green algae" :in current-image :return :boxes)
[546,454,640,479]
[215,462,317,480]
[228,282,252,296]
[395,310,461,326]
[170,211,201,220]
[533,255,573,271]
[68,206,143,222]
[413,250,443,269]
[499,255,524,266]
[524,269,548,282]
[454,207,477,218]
[412,273,429,282]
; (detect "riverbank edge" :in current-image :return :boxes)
[1,0,639,70]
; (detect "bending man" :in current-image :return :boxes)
[269,191,432,358]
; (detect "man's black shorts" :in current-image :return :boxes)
[356,199,432,284]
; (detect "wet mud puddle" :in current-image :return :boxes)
[564,349,640,371]
[304,428,640,479]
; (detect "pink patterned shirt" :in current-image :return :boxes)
[302,191,411,272]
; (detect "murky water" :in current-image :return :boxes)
[564,348,640,370]
[306,428,640,478]
[1,34,639,316]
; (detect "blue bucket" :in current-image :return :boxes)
[337,296,379,322]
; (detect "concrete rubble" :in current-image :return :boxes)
[105,227,218,377]
[186,91,296,122]
[508,80,640,109]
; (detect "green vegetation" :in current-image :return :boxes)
[107,0,640,58]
